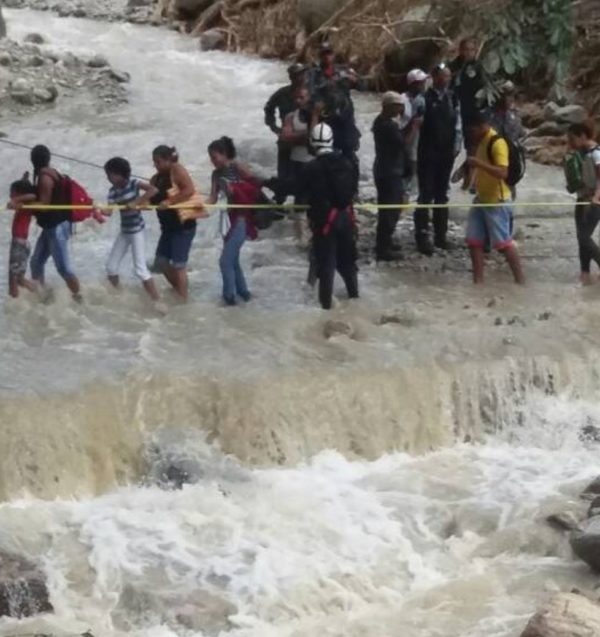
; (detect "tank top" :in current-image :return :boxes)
[290,110,311,164]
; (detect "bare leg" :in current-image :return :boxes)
[143,278,160,301]
[19,276,36,294]
[162,265,188,301]
[501,245,525,285]
[582,272,594,286]
[469,246,485,284]
[108,275,120,288]
[65,275,82,301]
[9,275,19,299]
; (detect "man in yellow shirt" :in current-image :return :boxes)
[466,112,525,284]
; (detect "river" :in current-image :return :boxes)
[0,8,598,637]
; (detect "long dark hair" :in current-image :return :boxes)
[31,144,51,185]
[152,145,179,162]
[207,136,236,160]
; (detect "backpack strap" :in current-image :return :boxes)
[486,135,502,166]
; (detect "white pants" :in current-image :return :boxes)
[106,231,152,281]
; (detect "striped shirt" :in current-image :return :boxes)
[108,178,145,234]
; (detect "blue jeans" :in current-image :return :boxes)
[30,220,75,282]
[220,219,249,304]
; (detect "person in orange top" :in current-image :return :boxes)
[465,112,524,285]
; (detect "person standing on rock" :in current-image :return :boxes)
[415,63,462,255]
[465,112,525,285]
[29,145,82,302]
[308,42,367,178]
[372,91,412,262]
[264,63,306,203]
[300,123,359,310]
[566,122,600,286]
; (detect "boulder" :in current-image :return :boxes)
[0,5,6,39]
[24,33,45,44]
[199,28,225,51]
[61,52,81,69]
[581,475,600,497]
[163,0,215,20]
[33,85,58,103]
[0,52,11,66]
[571,517,600,571]
[25,54,45,67]
[87,54,108,68]
[529,121,567,138]
[546,512,581,532]
[520,102,546,129]
[520,593,600,637]
[323,319,354,339]
[296,0,344,32]
[0,552,53,617]
[544,101,587,125]
[9,78,34,105]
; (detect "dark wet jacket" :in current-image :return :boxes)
[300,151,357,232]
[450,57,485,126]
[419,87,460,157]
[372,113,409,180]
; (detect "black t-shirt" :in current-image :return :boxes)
[151,172,196,233]
[35,169,70,229]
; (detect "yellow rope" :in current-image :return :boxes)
[3,200,586,212]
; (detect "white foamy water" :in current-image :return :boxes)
[0,8,599,637]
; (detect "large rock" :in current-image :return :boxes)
[199,28,225,51]
[544,102,587,125]
[296,0,344,32]
[24,33,45,44]
[87,54,108,68]
[0,552,53,618]
[9,78,34,105]
[571,516,600,571]
[520,593,600,637]
[161,0,215,19]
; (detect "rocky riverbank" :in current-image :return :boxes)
[0,33,129,120]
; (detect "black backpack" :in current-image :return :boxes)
[487,135,526,187]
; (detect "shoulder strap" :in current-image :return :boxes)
[487,134,502,165]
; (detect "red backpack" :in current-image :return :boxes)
[227,180,260,240]
[54,173,103,224]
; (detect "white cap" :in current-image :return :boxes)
[407,68,428,84]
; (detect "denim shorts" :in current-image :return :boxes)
[155,228,196,270]
[30,220,75,281]
[466,203,513,251]
[9,238,30,277]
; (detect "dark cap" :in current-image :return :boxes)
[320,41,334,54]
[287,63,306,77]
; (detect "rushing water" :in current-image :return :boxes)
[0,8,599,637]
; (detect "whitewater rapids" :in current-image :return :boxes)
[0,8,599,637]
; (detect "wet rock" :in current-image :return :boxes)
[507,315,527,327]
[0,52,11,66]
[323,319,354,339]
[520,102,545,129]
[546,512,581,532]
[72,7,88,17]
[107,68,130,83]
[25,54,45,68]
[33,86,58,103]
[520,593,600,637]
[494,317,503,326]
[24,33,46,44]
[581,476,600,497]
[61,52,80,68]
[588,496,600,519]
[9,78,34,105]
[570,517,600,571]
[87,54,109,68]
[0,552,53,617]
[199,28,226,51]
[579,425,600,444]
[543,101,587,125]
[530,121,567,137]
[537,311,553,321]
[378,308,418,327]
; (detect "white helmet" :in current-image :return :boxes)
[310,122,334,155]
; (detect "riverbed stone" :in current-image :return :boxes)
[0,552,53,617]
[87,54,109,68]
[9,78,34,104]
[581,475,600,497]
[544,101,587,124]
[520,593,600,636]
[24,33,46,44]
[570,516,600,571]
[199,28,225,51]
[546,512,581,532]
[323,319,354,339]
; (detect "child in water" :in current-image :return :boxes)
[104,157,160,301]
[6,178,37,298]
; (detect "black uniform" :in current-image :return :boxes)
[450,57,486,135]
[372,113,409,259]
[264,85,297,202]
[416,87,460,248]
[301,151,359,310]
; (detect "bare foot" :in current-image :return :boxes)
[581,273,593,286]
